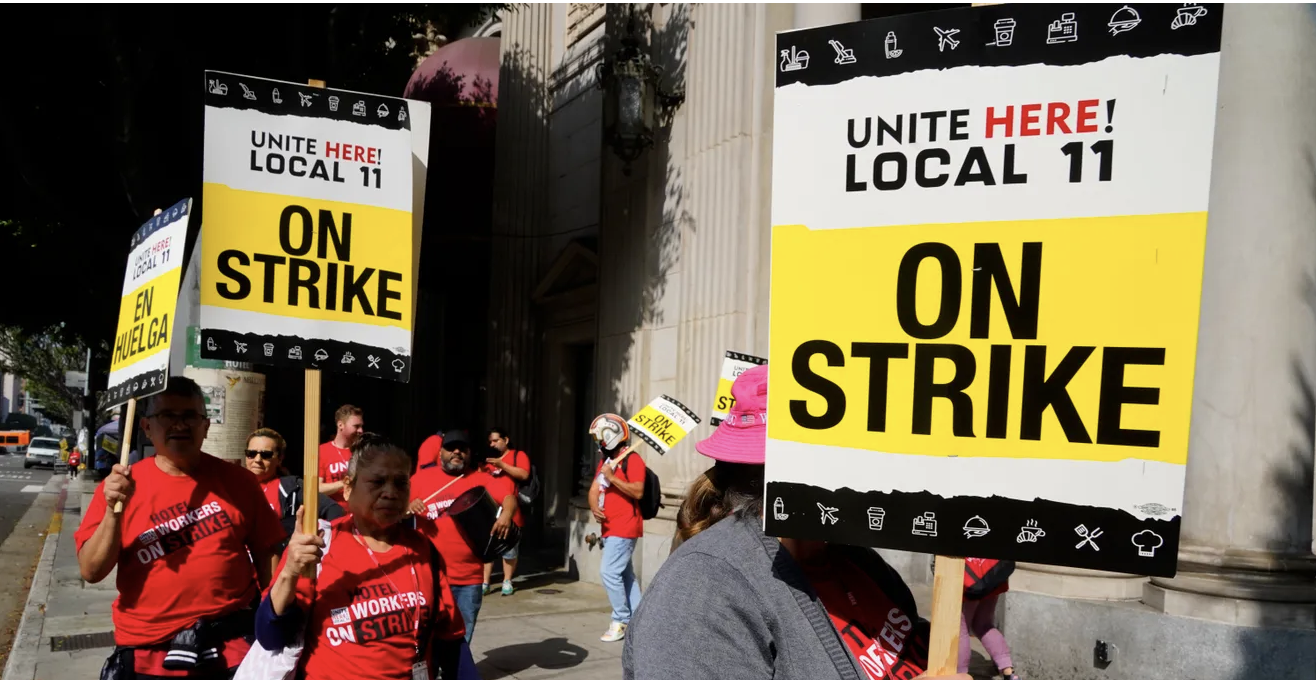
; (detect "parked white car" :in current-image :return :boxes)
[24,437,60,469]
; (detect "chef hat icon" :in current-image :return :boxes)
[1132,529,1164,557]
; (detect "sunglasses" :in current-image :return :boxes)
[244,449,277,461]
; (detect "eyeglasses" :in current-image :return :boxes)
[245,449,277,461]
[147,411,206,427]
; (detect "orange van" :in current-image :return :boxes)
[0,431,31,453]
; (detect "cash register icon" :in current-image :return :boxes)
[1047,13,1079,44]
[912,512,939,537]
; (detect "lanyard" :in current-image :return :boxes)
[350,523,425,655]
[813,555,869,626]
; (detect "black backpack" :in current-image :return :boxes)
[621,455,663,520]
[515,455,541,506]
[964,558,1016,600]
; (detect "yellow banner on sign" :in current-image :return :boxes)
[628,395,702,455]
[710,351,767,425]
[110,268,181,375]
[200,184,413,330]
[713,378,734,410]
[768,213,1207,466]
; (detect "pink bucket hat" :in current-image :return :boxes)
[696,364,768,464]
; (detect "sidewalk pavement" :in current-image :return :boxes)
[0,475,998,680]
[0,474,625,680]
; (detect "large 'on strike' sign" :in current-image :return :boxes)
[198,72,427,382]
[763,3,1223,578]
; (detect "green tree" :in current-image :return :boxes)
[0,326,89,428]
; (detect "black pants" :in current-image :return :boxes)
[101,648,241,680]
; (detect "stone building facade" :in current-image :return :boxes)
[484,4,1316,679]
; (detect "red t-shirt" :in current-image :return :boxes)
[276,517,464,680]
[74,454,287,652]
[483,449,530,527]
[806,556,929,680]
[964,557,1009,598]
[416,435,443,470]
[595,454,644,539]
[319,441,352,510]
[410,468,515,585]
[261,477,282,514]
[68,451,81,467]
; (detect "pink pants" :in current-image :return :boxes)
[959,594,1013,674]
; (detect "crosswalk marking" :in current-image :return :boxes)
[20,485,43,493]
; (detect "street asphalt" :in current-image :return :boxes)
[0,454,55,548]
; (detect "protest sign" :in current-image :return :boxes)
[198,71,423,382]
[764,4,1222,578]
[628,395,701,455]
[710,351,767,426]
[102,200,190,410]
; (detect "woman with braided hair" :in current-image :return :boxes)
[251,433,477,680]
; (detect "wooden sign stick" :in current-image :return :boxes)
[608,446,634,467]
[302,368,321,536]
[299,79,327,577]
[926,555,966,676]
[112,397,137,514]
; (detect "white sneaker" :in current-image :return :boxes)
[600,621,627,642]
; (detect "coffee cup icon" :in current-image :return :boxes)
[867,507,885,531]
[987,18,1017,47]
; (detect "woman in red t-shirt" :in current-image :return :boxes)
[253,434,478,680]
[244,428,345,552]
[961,558,1018,679]
[66,448,81,479]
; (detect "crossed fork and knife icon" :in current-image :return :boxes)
[1074,524,1103,550]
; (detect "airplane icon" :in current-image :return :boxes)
[817,503,839,525]
[934,27,961,52]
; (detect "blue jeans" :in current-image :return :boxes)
[600,536,642,624]
[450,584,484,644]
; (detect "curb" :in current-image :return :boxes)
[1,477,69,680]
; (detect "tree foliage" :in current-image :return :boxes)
[0,326,89,427]
[0,4,500,356]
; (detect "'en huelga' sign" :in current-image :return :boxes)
[103,199,190,410]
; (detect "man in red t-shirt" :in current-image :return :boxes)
[415,431,443,471]
[319,404,363,511]
[481,426,530,596]
[76,377,286,679]
[586,413,645,643]
[408,430,517,644]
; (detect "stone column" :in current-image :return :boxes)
[792,3,860,30]
[1142,3,1316,628]
[486,5,552,443]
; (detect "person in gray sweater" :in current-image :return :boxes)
[623,365,968,680]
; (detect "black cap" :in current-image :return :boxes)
[441,430,471,449]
